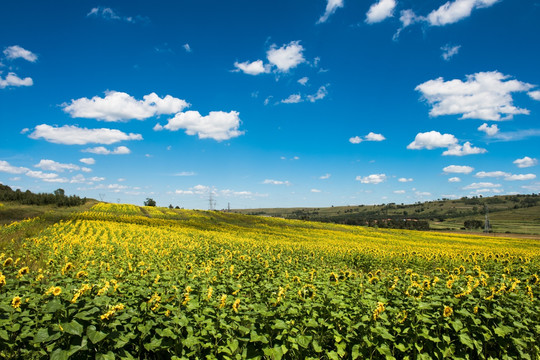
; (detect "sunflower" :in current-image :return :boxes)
[3,257,13,267]
[11,296,22,309]
[52,287,62,296]
[17,266,30,278]
[443,306,453,317]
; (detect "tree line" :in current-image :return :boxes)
[0,185,86,207]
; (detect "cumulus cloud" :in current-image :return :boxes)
[82,146,131,155]
[3,45,38,62]
[320,173,331,179]
[281,94,303,104]
[443,165,474,174]
[63,91,189,122]
[441,44,461,61]
[317,0,344,23]
[442,142,487,156]
[478,123,499,136]
[426,0,500,26]
[26,170,67,183]
[35,159,79,172]
[364,132,386,141]
[398,178,413,182]
[416,71,534,121]
[407,131,457,150]
[366,0,396,24]
[70,174,105,184]
[233,60,269,75]
[475,171,509,178]
[505,174,536,181]
[349,136,362,144]
[263,179,291,185]
[267,41,305,72]
[513,156,538,168]
[80,158,95,165]
[448,177,461,182]
[529,90,540,101]
[356,174,386,184]
[463,182,501,190]
[29,124,142,145]
[0,160,29,174]
[156,110,244,141]
[0,72,33,89]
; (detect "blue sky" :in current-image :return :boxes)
[1,0,539,209]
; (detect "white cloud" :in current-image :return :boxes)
[0,72,33,89]
[398,177,413,182]
[441,44,461,61]
[317,0,344,23]
[448,177,461,182]
[475,171,509,178]
[427,0,500,26]
[263,179,291,185]
[393,9,421,40]
[81,167,92,173]
[26,170,66,183]
[281,94,303,104]
[3,45,37,62]
[63,91,189,122]
[366,0,396,24]
[463,182,501,190]
[0,160,29,174]
[82,146,131,155]
[491,129,540,142]
[320,173,331,179]
[87,7,148,23]
[298,77,309,86]
[349,136,363,144]
[407,131,458,150]
[183,44,192,53]
[157,110,244,141]
[522,182,540,192]
[416,71,533,121]
[35,159,80,172]
[307,85,328,102]
[416,191,432,196]
[356,174,386,184]
[174,171,196,176]
[264,96,273,106]
[29,124,142,145]
[513,156,538,168]
[233,60,269,75]
[504,174,536,181]
[364,132,385,141]
[267,41,305,72]
[394,190,406,194]
[443,165,474,174]
[442,142,487,156]
[311,189,322,193]
[80,158,95,165]
[478,123,499,136]
[70,174,105,184]
[529,90,540,101]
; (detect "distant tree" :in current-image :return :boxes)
[169,204,174,209]
[175,206,180,209]
[144,198,156,206]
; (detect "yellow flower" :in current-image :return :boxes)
[11,296,22,309]
[473,306,478,314]
[52,287,62,296]
[62,262,74,275]
[17,266,30,278]
[206,287,213,300]
[75,271,87,279]
[0,272,6,287]
[443,306,453,317]
[373,302,385,321]
[3,257,13,267]
[219,294,227,308]
[232,298,241,313]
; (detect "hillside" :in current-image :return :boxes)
[232,194,540,235]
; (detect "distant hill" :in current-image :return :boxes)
[231,194,540,235]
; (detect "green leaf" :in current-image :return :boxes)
[144,337,162,351]
[312,339,323,353]
[62,320,84,337]
[458,333,474,350]
[273,320,288,330]
[296,335,311,349]
[44,299,63,314]
[395,343,409,352]
[96,351,116,360]
[32,328,49,343]
[377,344,396,359]
[494,325,514,337]
[50,349,70,360]
[87,326,108,344]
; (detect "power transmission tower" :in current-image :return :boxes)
[484,204,491,233]
[208,191,216,211]
[228,202,231,212]
[99,193,105,201]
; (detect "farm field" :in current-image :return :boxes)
[0,203,539,359]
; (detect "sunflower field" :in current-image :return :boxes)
[0,203,539,359]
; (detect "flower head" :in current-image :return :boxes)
[443,306,453,317]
